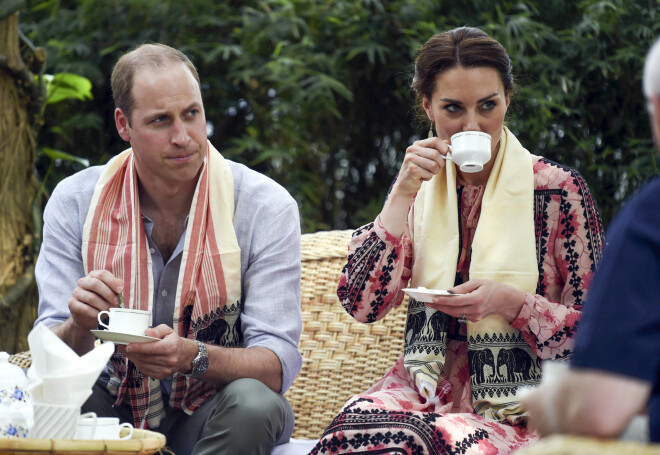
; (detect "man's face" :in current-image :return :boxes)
[115,63,207,190]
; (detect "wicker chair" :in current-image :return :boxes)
[287,230,408,439]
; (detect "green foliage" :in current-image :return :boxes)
[20,0,660,231]
[39,72,92,104]
[33,71,92,196]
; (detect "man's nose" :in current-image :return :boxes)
[171,118,191,147]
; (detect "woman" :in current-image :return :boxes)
[311,27,604,454]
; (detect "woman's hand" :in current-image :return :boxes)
[427,279,527,323]
[380,137,449,238]
[393,137,449,197]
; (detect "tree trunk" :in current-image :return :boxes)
[0,8,42,353]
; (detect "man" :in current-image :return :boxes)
[522,37,660,442]
[34,43,302,455]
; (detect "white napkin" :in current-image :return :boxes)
[27,323,114,406]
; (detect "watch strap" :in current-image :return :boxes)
[184,340,209,378]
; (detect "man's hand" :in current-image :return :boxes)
[521,383,561,436]
[522,369,651,439]
[68,269,123,331]
[123,327,283,392]
[123,325,197,379]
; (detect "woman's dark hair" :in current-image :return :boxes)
[412,27,514,122]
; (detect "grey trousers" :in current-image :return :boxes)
[82,377,294,455]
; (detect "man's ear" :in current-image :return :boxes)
[652,95,660,125]
[115,108,131,141]
[651,95,660,148]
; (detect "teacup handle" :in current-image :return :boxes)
[97,310,111,330]
[76,412,97,440]
[118,422,134,440]
[441,145,454,161]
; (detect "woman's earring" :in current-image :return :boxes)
[427,123,434,139]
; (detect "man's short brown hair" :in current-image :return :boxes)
[111,43,201,124]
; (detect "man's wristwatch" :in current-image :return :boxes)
[185,340,209,378]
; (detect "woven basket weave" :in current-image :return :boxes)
[288,229,408,439]
[0,429,166,455]
[8,230,409,442]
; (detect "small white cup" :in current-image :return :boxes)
[442,131,492,173]
[76,416,133,440]
[540,359,569,385]
[97,308,150,336]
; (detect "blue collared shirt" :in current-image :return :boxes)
[35,159,303,393]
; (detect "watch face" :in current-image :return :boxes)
[194,356,209,376]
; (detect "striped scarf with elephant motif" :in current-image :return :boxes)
[82,142,242,428]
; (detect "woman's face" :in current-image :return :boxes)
[423,65,509,155]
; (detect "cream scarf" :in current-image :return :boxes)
[406,126,541,420]
[82,142,241,428]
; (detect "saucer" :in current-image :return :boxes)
[402,287,459,303]
[90,330,160,345]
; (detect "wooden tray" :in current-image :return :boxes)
[0,429,167,455]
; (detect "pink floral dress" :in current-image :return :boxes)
[311,156,604,455]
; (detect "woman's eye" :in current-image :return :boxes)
[482,101,496,111]
[444,104,461,113]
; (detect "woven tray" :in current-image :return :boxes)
[0,429,167,455]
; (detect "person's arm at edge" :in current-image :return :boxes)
[524,180,660,439]
[524,368,650,438]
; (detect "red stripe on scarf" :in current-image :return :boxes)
[86,147,236,428]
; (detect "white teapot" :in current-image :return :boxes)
[0,352,32,438]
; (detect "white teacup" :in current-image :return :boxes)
[76,416,134,440]
[97,308,150,336]
[540,359,569,385]
[442,131,492,173]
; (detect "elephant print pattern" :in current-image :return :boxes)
[404,299,449,357]
[469,349,495,385]
[497,347,536,383]
[186,300,244,347]
[468,332,541,400]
